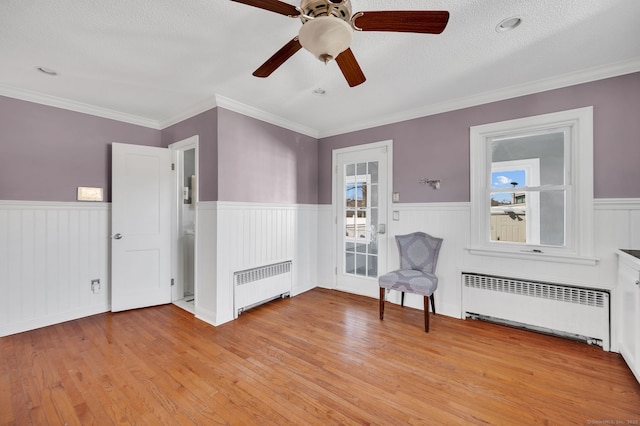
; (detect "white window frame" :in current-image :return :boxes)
[469,106,597,265]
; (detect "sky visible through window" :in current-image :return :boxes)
[346,182,364,201]
[491,169,526,203]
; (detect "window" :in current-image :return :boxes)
[469,107,596,264]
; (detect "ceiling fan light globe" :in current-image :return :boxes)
[298,16,353,62]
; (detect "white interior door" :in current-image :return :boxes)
[334,141,390,298]
[111,143,172,312]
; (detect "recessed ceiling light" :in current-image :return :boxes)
[312,88,326,96]
[36,66,59,76]
[496,17,522,33]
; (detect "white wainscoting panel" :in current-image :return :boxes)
[194,202,217,326]
[594,198,640,352]
[317,205,333,289]
[385,202,471,319]
[293,204,319,296]
[316,199,640,331]
[317,202,471,319]
[201,201,319,326]
[461,199,640,292]
[0,200,110,337]
[4,198,636,340]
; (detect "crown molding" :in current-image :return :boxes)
[2,57,638,139]
[158,96,218,129]
[213,95,320,138]
[318,57,640,138]
[0,83,160,129]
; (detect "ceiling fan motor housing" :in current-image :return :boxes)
[298,0,353,62]
[300,0,352,23]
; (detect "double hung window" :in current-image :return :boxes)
[469,107,595,264]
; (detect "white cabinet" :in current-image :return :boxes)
[617,250,640,383]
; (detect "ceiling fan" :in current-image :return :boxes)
[231,0,449,87]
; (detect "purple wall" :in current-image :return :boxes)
[318,72,640,204]
[217,108,318,204]
[3,72,637,205]
[161,108,218,202]
[0,96,161,202]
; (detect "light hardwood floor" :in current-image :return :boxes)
[1,288,639,425]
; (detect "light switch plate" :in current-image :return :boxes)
[77,187,103,201]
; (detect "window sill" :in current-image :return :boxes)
[466,246,599,266]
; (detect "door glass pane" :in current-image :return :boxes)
[345,252,355,274]
[370,185,378,207]
[345,210,356,237]
[368,162,378,184]
[343,161,379,278]
[359,183,367,206]
[355,210,366,238]
[356,254,366,275]
[368,240,378,255]
[367,255,377,277]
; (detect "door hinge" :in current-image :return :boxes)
[171,163,175,171]
[171,278,175,286]
[335,267,337,275]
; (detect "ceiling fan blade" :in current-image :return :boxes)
[253,37,302,78]
[352,10,449,34]
[335,48,366,87]
[230,0,300,17]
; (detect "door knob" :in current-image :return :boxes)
[113,233,123,240]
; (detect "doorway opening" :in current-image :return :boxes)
[170,136,199,314]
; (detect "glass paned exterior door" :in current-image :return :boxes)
[334,141,389,298]
[343,161,379,277]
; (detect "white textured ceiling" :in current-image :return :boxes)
[1,0,639,137]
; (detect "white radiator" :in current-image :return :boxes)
[234,261,292,317]
[462,273,610,350]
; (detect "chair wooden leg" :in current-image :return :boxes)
[401,292,405,307]
[379,288,385,320]
[423,296,430,332]
[430,294,436,315]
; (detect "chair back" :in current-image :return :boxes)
[395,232,443,273]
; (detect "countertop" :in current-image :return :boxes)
[618,249,640,267]
[620,249,640,260]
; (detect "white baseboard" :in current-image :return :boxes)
[1,303,110,337]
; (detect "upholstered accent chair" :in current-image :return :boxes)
[378,232,443,332]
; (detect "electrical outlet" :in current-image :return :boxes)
[91,279,100,294]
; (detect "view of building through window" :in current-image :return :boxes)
[490,169,528,243]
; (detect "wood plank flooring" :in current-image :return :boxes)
[1,288,639,425]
